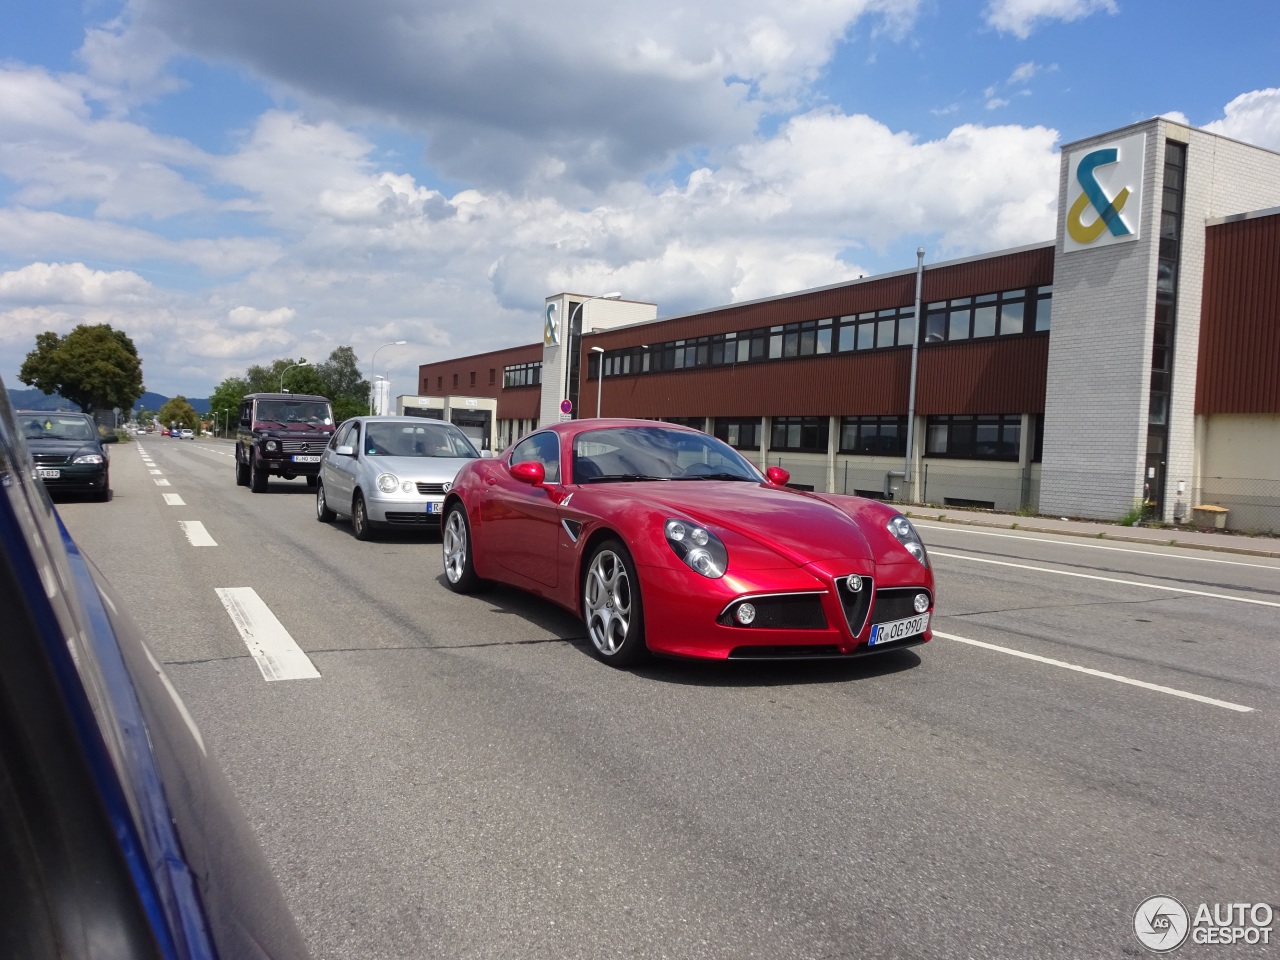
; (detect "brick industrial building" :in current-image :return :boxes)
[410,118,1280,532]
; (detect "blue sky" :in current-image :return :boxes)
[2,0,1277,398]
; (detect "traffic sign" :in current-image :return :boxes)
[560,399,573,414]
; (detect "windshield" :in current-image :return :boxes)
[21,415,97,442]
[255,399,333,425]
[363,422,480,459]
[572,426,762,484]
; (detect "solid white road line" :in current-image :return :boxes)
[163,494,185,506]
[933,630,1254,713]
[178,521,217,547]
[930,551,1280,608]
[914,522,1279,570]
[215,587,321,682]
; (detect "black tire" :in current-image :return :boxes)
[441,502,482,592]
[235,450,249,486]
[315,479,335,522]
[582,539,647,667]
[351,491,375,541]
[249,454,267,493]
[96,478,111,503]
[305,475,317,488]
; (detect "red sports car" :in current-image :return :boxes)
[441,419,934,666]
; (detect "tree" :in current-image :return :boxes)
[135,407,155,427]
[19,323,145,415]
[208,377,249,437]
[158,396,199,432]
[316,346,370,423]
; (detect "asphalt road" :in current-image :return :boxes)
[55,436,1280,960]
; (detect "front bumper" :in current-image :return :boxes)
[36,463,109,495]
[365,494,447,526]
[637,557,933,661]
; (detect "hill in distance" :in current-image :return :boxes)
[7,387,210,416]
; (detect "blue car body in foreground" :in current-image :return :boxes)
[0,381,310,960]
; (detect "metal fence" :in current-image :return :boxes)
[1196,477,1280,535]
[769,458,1040,514]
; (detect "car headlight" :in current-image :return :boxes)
[665,518,727,579]
[264,439,280,452]
[886,514,929,567]
[377,473,400,494]
[73,453,104,464]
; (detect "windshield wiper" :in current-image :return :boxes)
[582,474,669,483]
[675,472,755,481]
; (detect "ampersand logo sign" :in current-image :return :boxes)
[544,302,560,346]
[1064,131,1146,253]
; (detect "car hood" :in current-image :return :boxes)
[361,455,477,482]
[604,481,875,564]
[25,438,101,455]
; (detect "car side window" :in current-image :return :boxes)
[331,421,354,450]
[510,432,560,483]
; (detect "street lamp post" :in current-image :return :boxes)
[280,359,310,393]
[591,346,605,418]
[564,292,621,418]
[369,341,407,415]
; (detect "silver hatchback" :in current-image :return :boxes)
[315,416,481,539]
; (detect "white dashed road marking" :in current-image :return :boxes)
[934,631,1254,713]
[154,479,171,486]
[215,587,322,682]
[178,521,217,547]
[163,494,186,506]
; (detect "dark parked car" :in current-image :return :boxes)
[235,392,335,492]
[17,410,116,501]
[0,383,312,959]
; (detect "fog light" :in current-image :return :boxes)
[914,592,930,613]
[735,603,756,625]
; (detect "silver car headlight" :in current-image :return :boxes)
[887,514,929,567]
[665,518,727,579]
[264,439,280,452]
[376,473,400,494]
[73,453,105,464]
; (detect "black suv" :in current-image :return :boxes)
[18,410,116,501]
[235,393,335,492]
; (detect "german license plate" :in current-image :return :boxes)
[292,455,321,463]
[869,613,930,646]
[426,501,443,515]
[38,468,60,479]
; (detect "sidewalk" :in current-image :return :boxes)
[903,506,1280,559]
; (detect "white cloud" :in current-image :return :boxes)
[0,262,151,306]
[984,0,1118,39]
[1203,88,1280,152]
[1009,62,1039,84]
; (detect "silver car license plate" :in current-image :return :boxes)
[426,501,443,515]
[291,455,321,463]
[38,468,60,479]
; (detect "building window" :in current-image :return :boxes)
[836,307,915,353]
[925,414,1020,460]
[770,416,829,453]
[663,417,706,430]
[713,418,762,451]
[437,376,442,391]
[469,371,476,387]
[839,416,907,455]
[452,373,458,388]
[926,288,1043,343]
[503,362,542,388]
[489,368,496,385]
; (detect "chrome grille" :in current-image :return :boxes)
[279,438,326,454]
[415,482,449,495]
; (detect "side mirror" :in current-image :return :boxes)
[510,461,545,486]
[335,445,355,457]
[765,465,791,486]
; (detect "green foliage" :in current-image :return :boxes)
[210,347,370,431]
[158,396,199,432]
[316,346,369,401]
[208,377,248,436]
[19,323,145,415]
[135,407,154,426]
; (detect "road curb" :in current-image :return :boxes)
[904,511,1280,560]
